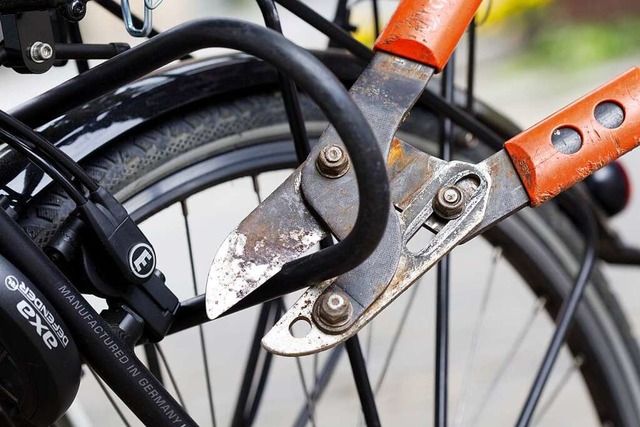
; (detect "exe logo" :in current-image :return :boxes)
[128,243,156,279]
[17,300,59,350]
[5,275,68,350]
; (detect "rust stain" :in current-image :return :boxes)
[387,137,409,171]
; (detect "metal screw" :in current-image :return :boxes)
[313,290,353,333]
[29,42,54,63]
[316,144,350,178]
[433,184,465,219]
[67,0,87,20]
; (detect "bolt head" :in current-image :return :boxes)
[442,188,460,204]
[325,146,344,163]
[316,144,350,178]
[69,0,87,19]
[313,290,353,333]
[29,42,54,63]
[433,184,465,219]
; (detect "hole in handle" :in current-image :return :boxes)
[551,126,583,155]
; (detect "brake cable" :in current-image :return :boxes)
[0,128,87,205]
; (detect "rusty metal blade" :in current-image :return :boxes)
[206,53,434,321]
[205,170,325,319]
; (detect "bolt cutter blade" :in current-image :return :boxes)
[205,170,326,320]
[206,52,435,320]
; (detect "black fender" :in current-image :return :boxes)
[0,49,635,262]
[0,49,519,204]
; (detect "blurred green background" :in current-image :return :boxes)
[479,0,640,68]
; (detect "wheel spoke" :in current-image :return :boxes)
[293,345,345,427]
[155,344,187,409]
[371,0,380,38]
[435,258,451,427]
[231,299,281,427]
[453,248,503,427]
[374,283,421,393]
[144,343,164,384]
[88,368,132,427]
[365,323,374,366]
[515,205,597,427]
[295,357,318,427]
[251,175,263,204]
[181,199,217,427]
[532,355,585,426]
[468,297,547,424]
[313,353,319,392]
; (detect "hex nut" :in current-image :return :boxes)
[316,144,350,178]
[433,184,465,219]
[313,289,353,334]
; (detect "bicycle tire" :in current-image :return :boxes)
[13,87,640,426]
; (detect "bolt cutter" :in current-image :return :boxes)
[205,0,640,356]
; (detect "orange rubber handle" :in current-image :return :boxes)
[504,67,640,206]
[374,0,482,71]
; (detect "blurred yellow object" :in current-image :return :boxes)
[479,0,551,26]
[352,0,551,47]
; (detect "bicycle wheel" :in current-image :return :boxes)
[15,88,640,426]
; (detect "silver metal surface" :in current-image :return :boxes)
[300,53,435,239]
[205,50,531,354]
[29,42,53,63]
[205,170,325,319]
[206,52,434,321]
[466,150,530,239]
[121,0,153,37]
[433,184,465,219]
[263,160,494,356]
[295,53,434,336]
[313,289,353,333]
[315,144,350,178]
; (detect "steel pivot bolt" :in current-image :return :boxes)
[313,289,353,333]
[433,184,465,219]
[316,144,350,178]
[29,42,54,63]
